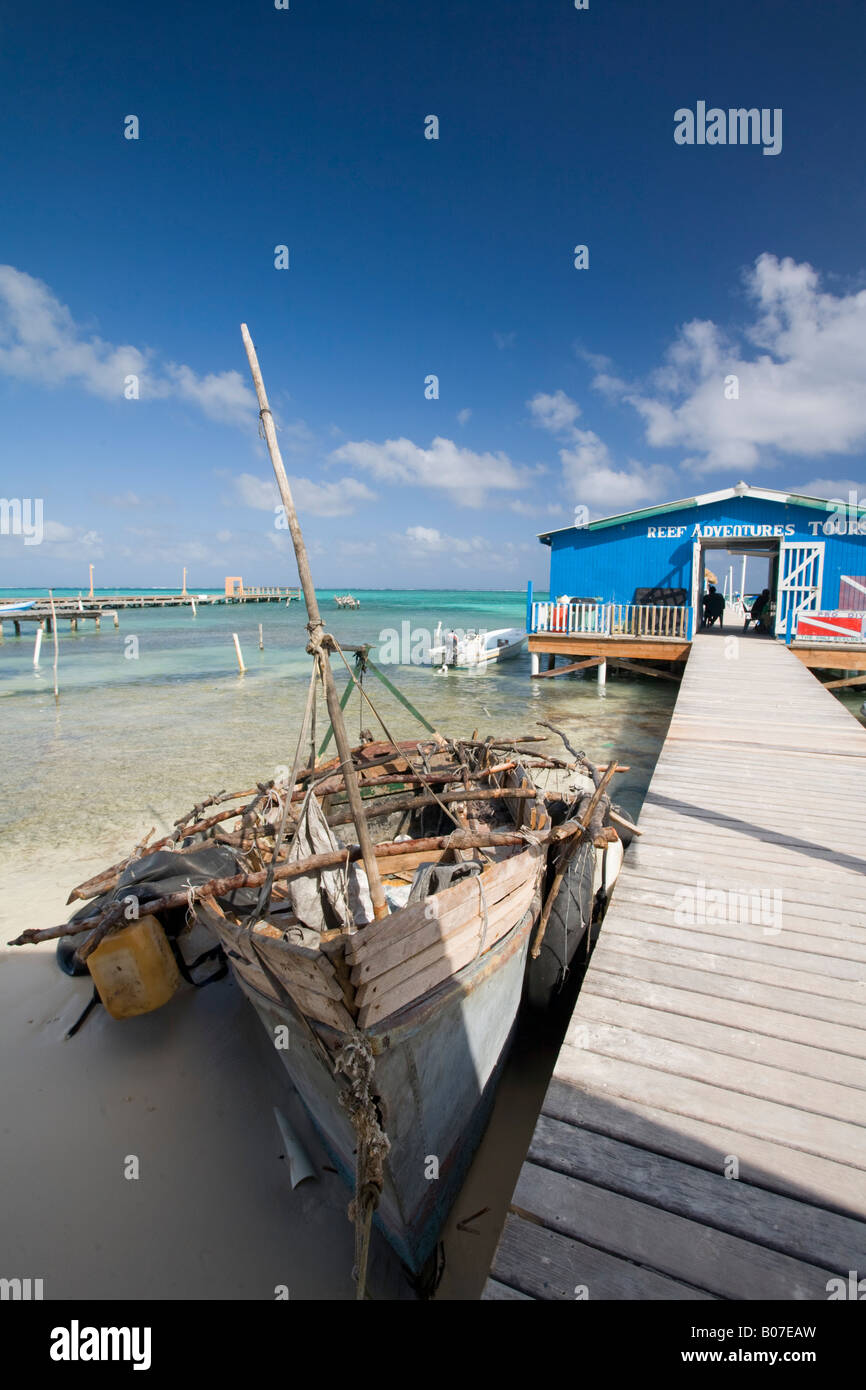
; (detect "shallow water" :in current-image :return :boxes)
[0,589,677,869]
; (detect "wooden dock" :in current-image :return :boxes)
[486,630,866,1300]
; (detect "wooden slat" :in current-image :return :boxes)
[355,874,538,1005]
[512,1162,837,1300]
[583,968,866,1063]
[489,1212,715,1301]
[357,880,537,1026]
[345,847,535,964]
[529,1114,866,1273]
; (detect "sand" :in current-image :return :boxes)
[0,845,558,1301]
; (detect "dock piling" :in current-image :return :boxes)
[232,633,246,673]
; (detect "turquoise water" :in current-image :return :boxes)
[0,589,678,864]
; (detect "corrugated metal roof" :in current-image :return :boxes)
[537,482,866,544]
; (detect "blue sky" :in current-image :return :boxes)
[2,0,865,590]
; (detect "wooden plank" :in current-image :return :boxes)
[606,657,681,682]
[578,988,866,1089]
[481,1276,535,1301]
[612,869,866,928]
[610,881,866,938]
[490,1212,714,1300]
[532,656,603,679]
[605,900,866,964]
[565,1020,866,1126]
[512,1162,836,1299]
[529,1114,866,1273]
[346,847,536,963]
[357,897,536,1028]
[556,1041,866,1169]
[542,1074,866,1221]
[584,966,866,1062]
[249,935,348,1000]
[601,915,866,984]
[354,873,537,1004]
[351,869,535,985]
[592,937,866,1024]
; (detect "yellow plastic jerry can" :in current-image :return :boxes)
[87,914,182,1020]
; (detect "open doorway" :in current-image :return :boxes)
[694,539,780,631]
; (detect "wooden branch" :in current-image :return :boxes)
[12,824,577,951]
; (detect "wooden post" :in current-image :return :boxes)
[598,659,607,687]
[182,567,188,597]
[530,651,540,677]
[48,589,59,702]
[232,633,246,673]
[88,564,94,598]
[258,623,264,650]
[241,322,389,919]
[191,598,197,618]
[33,626,42,667]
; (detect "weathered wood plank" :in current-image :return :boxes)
[542,1074,866,1221]
[490,1212,715,1300]
[512,1162,837,1299]
[583,969,866,1063]
[528,1114,866,1273]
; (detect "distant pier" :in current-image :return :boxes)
[0,587,302,636]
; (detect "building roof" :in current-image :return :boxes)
[538,482,866,545]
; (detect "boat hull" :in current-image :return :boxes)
[232,906,535,1274]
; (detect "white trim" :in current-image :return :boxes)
[537,482,866,541]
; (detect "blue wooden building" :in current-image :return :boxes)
[525,482,866,682]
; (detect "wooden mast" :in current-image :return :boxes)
[240,323,389,920]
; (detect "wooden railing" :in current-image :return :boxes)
[531,601,691,640]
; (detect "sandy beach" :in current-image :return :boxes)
[0,841,565,1301]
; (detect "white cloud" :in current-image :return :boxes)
[527,389,675,512]
[401,526,527,571]
[234,471,376,518]
[330,435,531,508]
[457,408,472,426]
[494,331,517,350]
[0,265,256,426]
[528,390,582,435]
[619,254,866,475]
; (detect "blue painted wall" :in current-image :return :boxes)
[544,496,866,611]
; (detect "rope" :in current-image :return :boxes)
[473,874,490,958]
[330,637,470,839]
[334,1033,391,1300]
[253,662,320,923]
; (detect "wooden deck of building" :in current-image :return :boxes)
[486,630,866,1300]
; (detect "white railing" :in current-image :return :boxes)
[531,601,691,640]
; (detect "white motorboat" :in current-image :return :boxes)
[429,623,526,669]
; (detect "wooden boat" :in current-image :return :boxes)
[191,736,549,1277]
[429,624,526,668]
